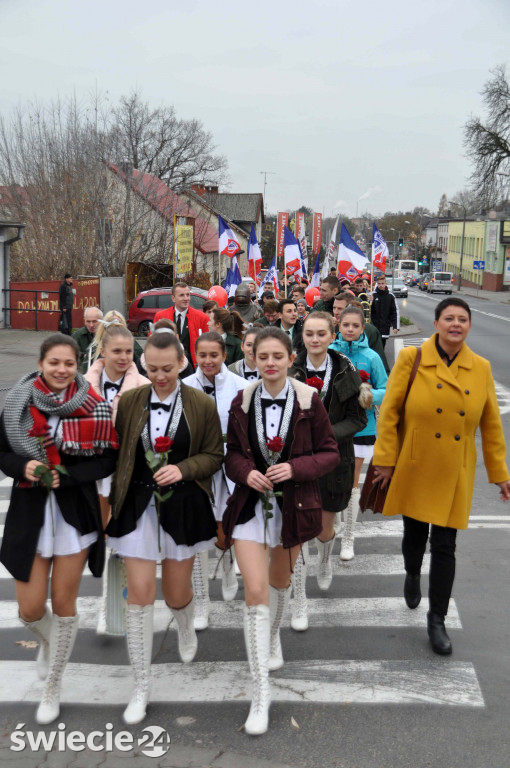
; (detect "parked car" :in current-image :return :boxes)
[427,271,454,294]
[419,273,431,291]
[127,286,209,336]
[390,278,408,298]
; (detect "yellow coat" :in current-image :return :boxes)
[373,335,508,529]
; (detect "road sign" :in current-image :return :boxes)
[473,260,485,270]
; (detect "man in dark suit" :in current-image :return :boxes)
[58,273,74,335]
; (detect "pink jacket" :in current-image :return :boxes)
[85,360,150,424]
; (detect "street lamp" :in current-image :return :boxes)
[448,201,467,291]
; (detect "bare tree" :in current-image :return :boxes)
[464,65,510,205]
[109,91,228,191]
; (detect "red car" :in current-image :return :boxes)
[127,286,209,336]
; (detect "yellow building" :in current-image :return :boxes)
[447,221,486,286]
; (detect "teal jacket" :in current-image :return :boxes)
[329,332,388,438]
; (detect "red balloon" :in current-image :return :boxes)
[208,285,228,307]
[305,286,320,306]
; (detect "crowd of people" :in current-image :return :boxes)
[1,275,509,736]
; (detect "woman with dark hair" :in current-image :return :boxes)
[184,332,247,627]
[373,297,510,654]
[288,311,366,629]
[224,326,339,735]
[106,331,223,724]
[208,307,244,365]
[0,333,118,724]
[228,326,261,381]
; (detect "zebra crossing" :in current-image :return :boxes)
[1,475,508,714]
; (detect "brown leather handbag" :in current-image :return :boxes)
[359,347,422,514]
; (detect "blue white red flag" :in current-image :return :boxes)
[321,215,339,278]
[248,224,262,285]
[337,223,368,280]
[224,255,242,297]
[372,223,389,272]
[218,215,241,258]
[259,255,279,298]
[310,254,321,287]
[283,226,303,278]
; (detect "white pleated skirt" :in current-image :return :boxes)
[36,493,98,558]
[354,443,374,459]
[107,497,216,562]
[232,494,283,549]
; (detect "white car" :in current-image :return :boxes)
[390,279,408,298]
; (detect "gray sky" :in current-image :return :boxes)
[2,0,509,218]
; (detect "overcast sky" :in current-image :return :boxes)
[2,0,509,218]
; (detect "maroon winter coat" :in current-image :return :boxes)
[223,378,340,549]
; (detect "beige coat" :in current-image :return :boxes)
[85,360,150,424]
[373,335,508,529]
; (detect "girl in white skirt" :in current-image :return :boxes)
[329,306,388,558]
[85,316,150,634]
[184,331,247,626]
[106,331,223,724]
[223,327,339,735]
[0,333,118,725]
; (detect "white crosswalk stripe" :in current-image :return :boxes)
[0,474,496,710]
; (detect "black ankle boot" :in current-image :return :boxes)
[427,611,452,655]
[404,574,421,609]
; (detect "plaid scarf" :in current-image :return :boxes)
[3,371,119,461]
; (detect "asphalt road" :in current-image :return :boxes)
[0,326,510,767]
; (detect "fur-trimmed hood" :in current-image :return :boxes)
[238,377,315,414]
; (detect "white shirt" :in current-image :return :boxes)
[260,382,289,438]
[149,387,179,445]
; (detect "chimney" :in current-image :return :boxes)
[191,184,206,197]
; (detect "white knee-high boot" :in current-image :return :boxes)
[291,543,309,631]
[123,604,153,725]
[19,606,52,680]
[216,545,238,602]
[35,614,79,725]
[341,487,360,561]
[243,604,271,736]
[268,585,291,671]
[192,551,210,630]
[170,598,198,663]
[316,536,336,591]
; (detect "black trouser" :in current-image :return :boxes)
[60,309,73,335]
[402,515,457,618]
[381,337,387,348]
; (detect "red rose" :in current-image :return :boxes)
[28,406,49,438]
[358,369,370,383]
[305,376,324,392]
[266,436,285,453]
[154,436,173,453]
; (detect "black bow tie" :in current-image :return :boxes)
[245,371,259,380]
[305,368,325,380]
[203,385,215,395]
[261,398,286,409]
[104,381,121,394]
[150,401,171,411]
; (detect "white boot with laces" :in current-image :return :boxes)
[19,606,52,680]
[192,551,210,630]
[216,545,238,602]
[291,543,309,631]
[170,598,198,663]
[36,614,78,725]
[340,488,360,561]
[268,585,291,671]
[123,604,153,725]
[243,604,271,735]
[316,536,335,591]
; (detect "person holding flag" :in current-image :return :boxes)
[370,273,400,348]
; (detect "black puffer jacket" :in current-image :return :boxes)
[289,348,367,511]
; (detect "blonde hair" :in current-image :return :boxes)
[92,310,132,361]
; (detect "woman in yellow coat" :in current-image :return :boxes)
[373,297,510,655]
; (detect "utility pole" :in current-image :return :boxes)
[260,171,276,210]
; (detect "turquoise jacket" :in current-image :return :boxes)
[329,332,388,438]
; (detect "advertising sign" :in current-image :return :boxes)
[487,222,498,252]
[504,247,510,286]
[175,224,194,275]
[276,212,289,261]
[312,212,323,255]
